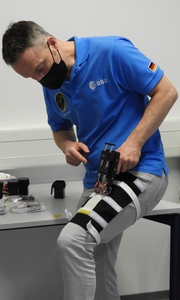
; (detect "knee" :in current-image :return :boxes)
[57,222,86,255]
[57,225,74,254]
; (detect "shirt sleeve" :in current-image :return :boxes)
[43,88,73,132]
[112,38,164,95]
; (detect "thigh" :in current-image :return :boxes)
[100,171,168,243]
[77,187,94,210]
[70,172,168,244]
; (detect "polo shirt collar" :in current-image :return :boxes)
[68,36,89,78]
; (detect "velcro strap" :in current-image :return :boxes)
[70,172,146,238]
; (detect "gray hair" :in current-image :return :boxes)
[2,21,52,65]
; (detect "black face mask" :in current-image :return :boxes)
[39,44,67,90]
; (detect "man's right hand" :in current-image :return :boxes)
[63,141,90,166]
[53,128,89,166]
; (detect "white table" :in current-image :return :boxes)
[0,181,83,230]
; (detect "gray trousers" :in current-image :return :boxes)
[57,171,168,300]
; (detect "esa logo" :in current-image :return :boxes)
[89,78,107,90]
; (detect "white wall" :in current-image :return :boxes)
[0,0,180,131]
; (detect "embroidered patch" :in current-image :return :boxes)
[148,61,157,72]
[55,92,66,112]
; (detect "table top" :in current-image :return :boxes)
[0,181,83,230]
[147,198,180,216]
[1,180,180,230]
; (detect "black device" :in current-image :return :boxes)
[0,182,3,199]
[7,180,19,195]
[18,177,29,195]
[95,143,120,195]
[51,180,66,199]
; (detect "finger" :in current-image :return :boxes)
[77,143,90,163]
[78,142,90,154]
[66,153,82,166]
[117,159,128,173]
[72,149,88,164]
[67,158,81,166]
[116,161,121,174]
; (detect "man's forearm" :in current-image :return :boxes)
[127,75,178,150]
[53,127,77,153]
[116,75,178,173]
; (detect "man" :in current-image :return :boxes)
[2,21,178,300]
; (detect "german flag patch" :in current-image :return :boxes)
[148,61,157,72]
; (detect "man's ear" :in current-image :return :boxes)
[47,36,58,49]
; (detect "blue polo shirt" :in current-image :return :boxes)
[43,36,168,188]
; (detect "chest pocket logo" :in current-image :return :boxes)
[55,92,66,112]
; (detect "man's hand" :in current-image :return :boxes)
[116,142,141,173]
[63,140,90,166]
[53,128,90,166]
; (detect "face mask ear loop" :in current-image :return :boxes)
[47,42,55,63]
[47,42,62,63]
[57,49,62,61]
